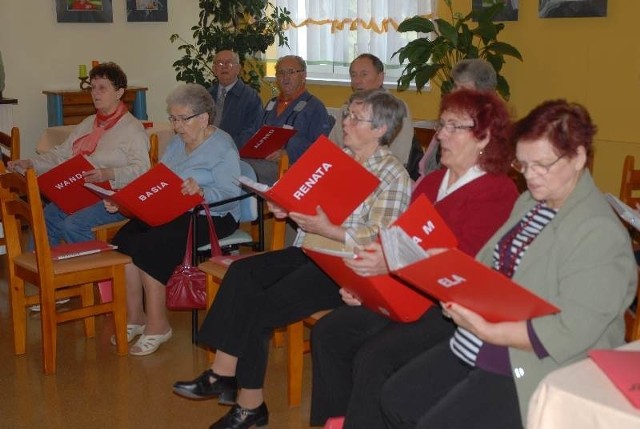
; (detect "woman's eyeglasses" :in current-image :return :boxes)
[168,112,202,125]
[341,109,374,124]
[511,155,565,176]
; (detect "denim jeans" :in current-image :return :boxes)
[44,200,126,245]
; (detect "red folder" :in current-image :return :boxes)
[240,136,380,225]
[50,239,117,261]
[84,163,203,227]
[239,126,297,159]
[391,248,560,322]
[304,195,457,323]
[37,155,112,215]
[589,349,640,409]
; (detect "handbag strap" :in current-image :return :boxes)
[199,204,223,257]
[183,217,195,267]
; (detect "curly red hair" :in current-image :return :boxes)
[439,89,513,175]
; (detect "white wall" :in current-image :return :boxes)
[0,0,200,157]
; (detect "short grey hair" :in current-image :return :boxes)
[452,59,497,91]
[214,50,240,64]
[348,89,407,146]
[166,83,216,125]
[276,55,306,71]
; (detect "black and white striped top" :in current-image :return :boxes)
[450,203,558,367]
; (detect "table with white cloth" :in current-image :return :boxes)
[527,340,640,429]
[36,122,175,158]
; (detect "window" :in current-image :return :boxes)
[273,0,435,87]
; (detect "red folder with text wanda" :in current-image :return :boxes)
[50,240,117,261]
[588,349,640,408]
[391,248,560,322]
[239,135,380,225]
[239,126,298,159]
[37,155,112,215]
[84,163,203,227]
[304,195,457,322]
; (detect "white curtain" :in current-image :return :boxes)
[274,0,435,76]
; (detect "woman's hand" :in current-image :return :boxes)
[444,302,533,351]
[182,177,204,197]
[289,206,343,240]
[344,242,389,277]
[339,288,362,306]
[267,201,288,219]
[104,199,119,213]
[7,159,33,172]
[83,168,114,183]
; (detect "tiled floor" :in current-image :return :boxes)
[0,259,315,429]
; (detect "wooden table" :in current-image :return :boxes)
[527,341,640,429]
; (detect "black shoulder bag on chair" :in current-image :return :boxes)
[166,205,221,311]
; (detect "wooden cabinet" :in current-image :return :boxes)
[43,87,148,126]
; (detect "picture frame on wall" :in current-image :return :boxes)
[472,0,519,22]
[539,0,607,18]
[55,0,113,23]
[126,0,168,22]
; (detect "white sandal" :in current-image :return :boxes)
[110,324,146,346]
[129,329,173,356]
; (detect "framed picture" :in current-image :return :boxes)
[56,0,113,23]
[472,0,519,22]
[126,0,168,22]
[539,0,607,18]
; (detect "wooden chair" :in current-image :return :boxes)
[92,132,160,242]
[0,169,132,374]
[0,127,20,272]
[619,155,640,208]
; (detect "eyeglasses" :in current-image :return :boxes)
[342,109,374,124]
[275,69,305,78]
[215,60,238,67]
[511,155,565,176]
[168,112,202,125]
[436,121,475,134]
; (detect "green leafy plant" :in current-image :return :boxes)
[393,0,523,100]
[170,0,292,92]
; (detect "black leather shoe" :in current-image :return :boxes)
[209,402,269,429]
[172,369,237,404]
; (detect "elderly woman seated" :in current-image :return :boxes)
[172,89,413,429]
[381,99,637,429]
[8,62,149,246]
[108,83,241,356]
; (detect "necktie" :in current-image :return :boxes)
[214,87,227,127]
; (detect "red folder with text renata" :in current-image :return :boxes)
[391,248,560,322]
[239,126,297,159]
[37,155,112,215]
[84,163,203,227]
[239,136,380,225]
[303,195,457,322]
[588,349,640,408]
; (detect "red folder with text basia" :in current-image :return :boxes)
[389,247,560,323]
[588,349,640,408]
[239,125,298,159]
[37,155,112,215]
[84,163,203,227]
[50,240,117,261]
[239,135,380,225]
[303,195,457,323]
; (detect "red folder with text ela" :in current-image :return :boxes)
[588,349,640,408]
[389,247,560,323]
[84,163,203,227]
[239,126,297,159]
[239,135,380,225]
[37,155,112,215]
[304,194,457,322]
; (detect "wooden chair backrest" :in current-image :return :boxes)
[0,127,20,165]
[269,152,289,250]
[619,155,640,208]
[149,133,159,167]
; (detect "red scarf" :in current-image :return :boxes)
[72,102,129,156]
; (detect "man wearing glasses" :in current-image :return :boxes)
[329,54,414,169]
[245,55,332,186]
[208,50,264,151]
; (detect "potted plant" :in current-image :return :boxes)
[170,0,292,92]
[393,0,522,100]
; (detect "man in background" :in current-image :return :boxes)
[329,54,414,167]
[208,50,263,150]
